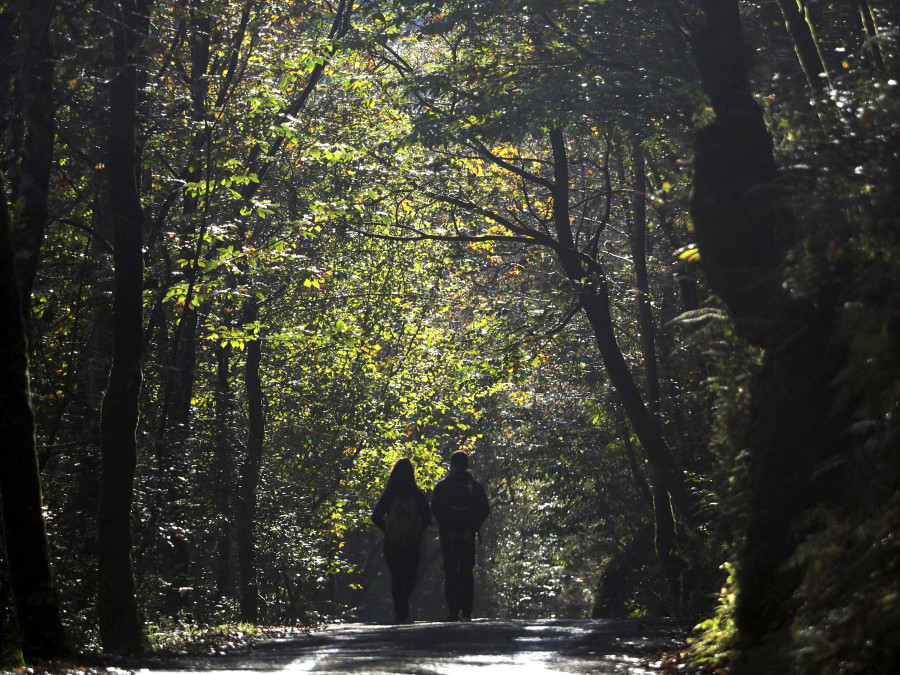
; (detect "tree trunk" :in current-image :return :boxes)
[619,416,653,508]
[690,1,847,665]
[774,0,832,95]
[237,307,265,623]
[547,128,690,602]
[690,1,796,348]
[157,0,210,474]
[626,134,659,412]
[850,0,888,75]
[0,169,68,662]
[213,340,234,597]
[7,0,55,320]
[579,280,686,600]
[96,0,149,654]
[161,0,210,466]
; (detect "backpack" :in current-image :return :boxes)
[384,495,422,543]
[443,479,477,531]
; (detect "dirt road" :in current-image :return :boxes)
[137,618,686,674]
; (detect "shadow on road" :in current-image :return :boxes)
[137,618,688,674]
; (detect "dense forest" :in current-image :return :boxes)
[1,0,898,672]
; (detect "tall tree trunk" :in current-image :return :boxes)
[626,134,659,412]
[7,0,55,320]
[1,171,68,661]
[578,277,686,601]
[213,339,234,597]
[237,306,265,623]
[548,128,689,603]
[0,8,67,656]
[157,0,210,463]
[96,0,149,654]
[690,1,795,348]
[690,2,847,667]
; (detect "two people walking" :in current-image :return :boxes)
[372,450,490,623]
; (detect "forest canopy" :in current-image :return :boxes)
[1,0,898,672]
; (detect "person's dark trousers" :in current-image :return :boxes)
[383,539,421,622]
[439,529,477,619]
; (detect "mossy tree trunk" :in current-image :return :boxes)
[690,1,849,666]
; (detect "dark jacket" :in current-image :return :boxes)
[372,485,432,533]
[431,470,490,533]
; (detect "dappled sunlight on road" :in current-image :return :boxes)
[274,648,652,674]
[138,618,686,675]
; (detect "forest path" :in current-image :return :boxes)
[137,618,686,674]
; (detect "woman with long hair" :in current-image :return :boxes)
[372,457,431,622]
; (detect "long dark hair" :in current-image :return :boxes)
[384,457,417,494]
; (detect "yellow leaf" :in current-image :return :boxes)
[676,245,701,262]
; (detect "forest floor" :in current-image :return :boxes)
[20,618,691,675]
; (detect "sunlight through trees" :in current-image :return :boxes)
[1,0,898,671]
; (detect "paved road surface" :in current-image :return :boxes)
[138,618,686,674]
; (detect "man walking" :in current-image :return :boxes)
[431,450,490,621]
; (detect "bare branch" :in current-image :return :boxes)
[468,138,554,190]
[426,191,558,248]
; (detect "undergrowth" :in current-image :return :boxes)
[662,562,737,674]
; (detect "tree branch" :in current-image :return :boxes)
[55,218,114,254]
[425,191,558,248]
[469,138,554,190]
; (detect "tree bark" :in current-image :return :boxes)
[96,0,149,654]
[150,4,214,609]
[690,1,847,665]
[0,169,68,662]
[7,0,56,319]
[690,0,796,348]
[237,305,265,623]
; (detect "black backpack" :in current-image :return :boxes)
[443,479,477,531]
[384,495,422,543]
